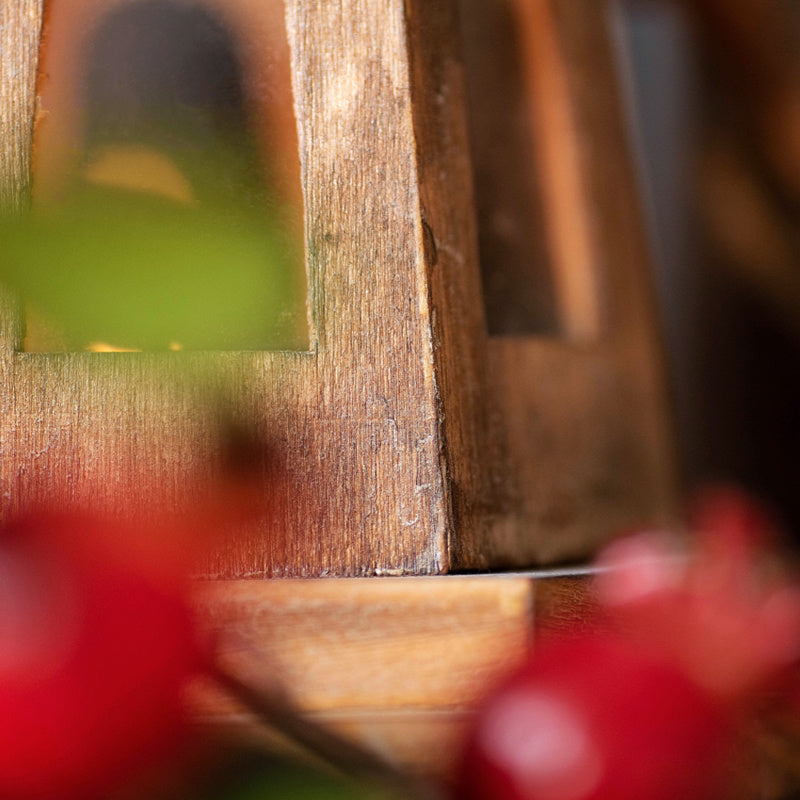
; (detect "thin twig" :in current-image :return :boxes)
[207,659,445,800]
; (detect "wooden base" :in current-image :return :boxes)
[191,571,800,798]
[190,571,596,779]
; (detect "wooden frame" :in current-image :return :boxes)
[1,0,676,577]
[192,572,539,778]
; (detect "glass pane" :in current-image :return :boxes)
[4,0,307,352]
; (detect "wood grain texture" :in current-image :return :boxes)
[0,0,42,218]
[0,0,678,575]
[532,573,601,640]
[0,0,41,352]
[0,0,452,577]
[191,574,535,777]
[402,0,496,572]
[194,574,534,713]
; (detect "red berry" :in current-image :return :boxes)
[456,635,732,800]
[0,511,202,799]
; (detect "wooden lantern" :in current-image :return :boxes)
[1,0,677,776]
[0,0,676,577]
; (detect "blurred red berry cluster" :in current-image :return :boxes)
[3,487,800,800]
[0,511,201,799]
[456,487,800,800]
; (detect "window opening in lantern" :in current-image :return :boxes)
[458,0,560,337]
[8,0,308,353]
[458,0,603,341]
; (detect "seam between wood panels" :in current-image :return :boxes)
[396,3,451,575]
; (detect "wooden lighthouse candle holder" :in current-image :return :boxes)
[0,0,676,579]
[0,0,681,778]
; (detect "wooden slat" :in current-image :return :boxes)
[188,572,605,780]
[402,0,496,571]
[0,0,42,218]
[191,574,534,778]
[193,574,534,714]
[0,0,41,353]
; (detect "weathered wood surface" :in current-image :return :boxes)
[0,0,42,218]
[191,574,535,777]
[0,0,677,575]
[0,0,41,353]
